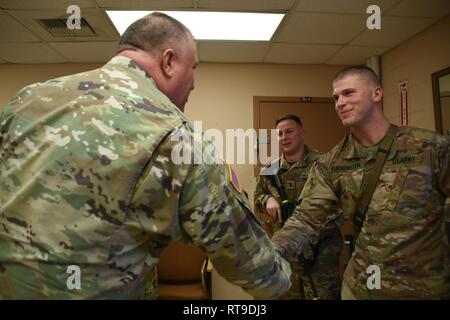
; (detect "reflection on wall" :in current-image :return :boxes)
[441,95,450,136]
[439,73,450,136]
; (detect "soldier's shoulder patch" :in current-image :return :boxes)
[227,164,241,193]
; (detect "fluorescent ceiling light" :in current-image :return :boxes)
[106,11,285,41]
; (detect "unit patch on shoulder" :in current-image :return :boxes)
[227,164,241,193]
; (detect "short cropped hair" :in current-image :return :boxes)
[117,12,193,56]
[275,114,303,127]
[333,65,381,87]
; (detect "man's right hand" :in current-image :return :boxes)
[266,197,282,223]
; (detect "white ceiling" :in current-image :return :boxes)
[0,0,449,65]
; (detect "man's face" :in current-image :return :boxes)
[170,38,198,111]
[332,74,381,128]
[276,119,304,155]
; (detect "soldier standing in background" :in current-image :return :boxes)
[273,66,449,299]
[255,115,341,300]
[0,12,291,299]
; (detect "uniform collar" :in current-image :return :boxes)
[280,145,312,170]
[106,55,159,89]
[342,124,398,161]
[105,56,185,118]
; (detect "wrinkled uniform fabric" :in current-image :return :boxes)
[0,56,291,299]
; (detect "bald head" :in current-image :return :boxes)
[117,12,193,57]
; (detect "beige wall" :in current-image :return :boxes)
[441,95,450,135]
[382,15,450,130]
[0,63,102,107]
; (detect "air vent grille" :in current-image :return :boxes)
[36,18,96,37]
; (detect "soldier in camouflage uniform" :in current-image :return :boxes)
[254,115,341,300]
[0,12,291,299]
[273,66,450,299]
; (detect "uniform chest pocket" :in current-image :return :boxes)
[396,166,433,214]
[379,164,433,219]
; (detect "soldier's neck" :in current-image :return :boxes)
[284,145,305,164]
[351,115,390,147]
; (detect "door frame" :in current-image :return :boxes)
[253,96,335,176]
[431,66,450,135]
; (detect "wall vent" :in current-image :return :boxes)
[36,18,96,37]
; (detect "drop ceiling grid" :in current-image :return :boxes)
[0,0,447,64]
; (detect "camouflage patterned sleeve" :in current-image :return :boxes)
[254,175,271,213]
[131,123,291,299]
[178,128,292,299]
[272,160,340,261]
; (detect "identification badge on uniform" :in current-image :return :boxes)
[227,164,241,193]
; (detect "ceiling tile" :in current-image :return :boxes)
[325,45,390,65]
[0,11,40,42]
[198,41,269,63]
[8,8,119,42]
[49,41,117,62]
[386,0,450,18]
[0,0,97,9]
[295,0,399,14]
[96,0,194,9]
[197,0,295,11]
[276,12,366,44]
[350,16,437,47]
[0,43,67,63]
[265,43,342,64]
[0,1,446,64]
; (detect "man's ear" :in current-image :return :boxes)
[372,86,383,103]
[161,48,175,78]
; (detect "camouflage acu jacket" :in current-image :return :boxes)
[0,56,291,299]
[273,125,450,299]
[254,146,322,211]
